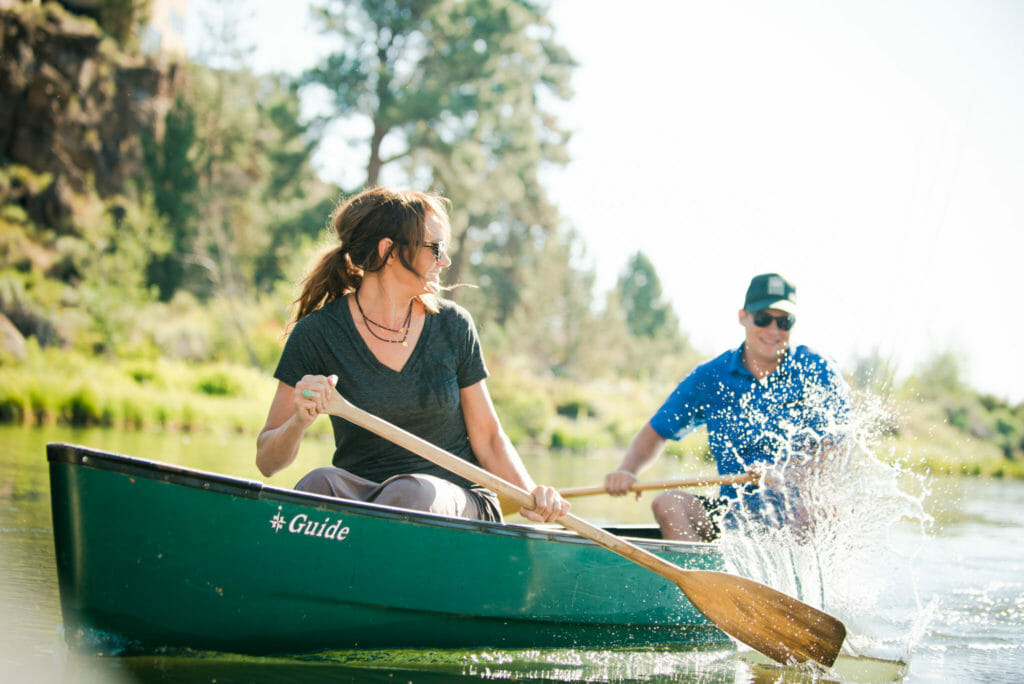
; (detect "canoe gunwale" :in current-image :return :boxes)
[45,441,711,553]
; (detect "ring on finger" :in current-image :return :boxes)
[301,389,315,399]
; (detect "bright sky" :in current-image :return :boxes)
[185,0,1022,403]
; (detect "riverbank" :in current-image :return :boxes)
[1,345,1021,478]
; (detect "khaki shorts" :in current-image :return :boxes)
[696,494,729,541]
[294,467,501,523]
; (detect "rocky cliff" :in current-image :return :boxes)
[0,1,183,231]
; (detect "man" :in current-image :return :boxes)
[604,273,849,541]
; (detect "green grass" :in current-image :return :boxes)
[1,344,1020,479]
[0,344,279,435]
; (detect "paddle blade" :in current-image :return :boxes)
[674,569,845,667]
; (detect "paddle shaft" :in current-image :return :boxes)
[499,472,758,516]
[558,472,757,499]
[325,390,845,666]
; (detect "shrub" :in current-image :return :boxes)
[60,388,102,427]
[28,389,50,425]
[120,398,146,430]
[555,399,595,420]
[550,426,588,452]
[196,371,240,397]
[128,366,157,384]
[488,367,556,445]
[0,391,27,423]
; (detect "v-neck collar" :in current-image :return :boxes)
[340,295,429,375]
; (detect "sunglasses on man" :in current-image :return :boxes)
[752,311,796,331]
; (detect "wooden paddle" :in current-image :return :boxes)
[327,389,846,667]
[559,472,759,498]
[499,472,760,515]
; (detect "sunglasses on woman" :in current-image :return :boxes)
[423,240,446,262]
[396,239,447,262]
[752,311,796,331]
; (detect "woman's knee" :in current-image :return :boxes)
[294,467,379,501]
[294,467,342,496]
[373,476,438,511]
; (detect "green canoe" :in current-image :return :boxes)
[47,442,733,655]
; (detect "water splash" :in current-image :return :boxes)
[717,388,933,662]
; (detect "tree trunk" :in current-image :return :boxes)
[366,120,386,187]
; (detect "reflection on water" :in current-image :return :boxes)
[40,647,907,684]
[2,425,1023,682]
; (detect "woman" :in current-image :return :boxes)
[257,187,568,524]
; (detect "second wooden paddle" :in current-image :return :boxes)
[500,472,758,516]
[561,472,757,497]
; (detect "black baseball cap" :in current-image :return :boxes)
[743,273,797,314]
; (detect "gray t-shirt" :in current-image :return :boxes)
[274,296,490,493]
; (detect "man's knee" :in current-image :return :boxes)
[652,491,695,518]
[652,491,711,541]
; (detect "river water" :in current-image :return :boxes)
[1,425,1022,683]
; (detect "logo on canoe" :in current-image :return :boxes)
[269,506,350,541]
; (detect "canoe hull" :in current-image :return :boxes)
[47,443,732,655]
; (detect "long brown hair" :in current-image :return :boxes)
[292,187,451,324]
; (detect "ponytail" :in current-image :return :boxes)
[291,244,361,325]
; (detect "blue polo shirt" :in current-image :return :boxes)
[650,344,849,506]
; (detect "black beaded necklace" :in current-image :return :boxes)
[355,291,414,346]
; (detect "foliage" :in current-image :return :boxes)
[56,0,152,46]
[143,65,334,306]
[100,0,151,46]
[195,370,242,397]
[1,2,1021,481]
[0,179,169,354]
[2,332,1023,478]
[142,93,200,300]
[2,7,332,365]
[618,252,679,339]
[849,347,899,398]
[0,343,295,435]
[0,272,61,346]
[303,0,577,362]
[304,0,572,186]
[468,225,603,379]
[863,351,1024,476]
